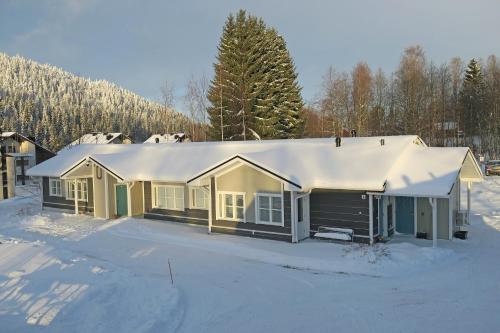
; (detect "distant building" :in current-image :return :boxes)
[0,131,55,188]
[63,132,133,151]
[144,133,189,144]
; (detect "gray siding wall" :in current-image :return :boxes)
[310,189,371,240]
[416,197,450,240]
[42,176,93,213]
[143,181,208,225]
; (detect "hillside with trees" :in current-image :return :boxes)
[0,52,189,151]
[309,46,499,158]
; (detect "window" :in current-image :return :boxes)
[49,178,62,197]
[256,193,283,225]
[16,159,29,167]
[217,192,245,221]
[66,179,88,201]
[191,187,208,209]
[153,185,184,210]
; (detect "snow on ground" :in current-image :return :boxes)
[0,179,499,332]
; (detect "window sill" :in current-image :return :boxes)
[153,206,185,212]
[255,221,285,227]
[66,198,88,202]
[217,217,245,223]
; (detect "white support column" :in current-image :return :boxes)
[142,181,145,214]
[369,194,374,245]
[291,191,298,243]
[413,197,418,237]
[104,172,109,219]
[92,165,97,217]
[208,180,212,234]
[448,197,453,240]
[74,180,78,215]
[127,182,133,217]
[467,181,471,224]
[429,197,437,248]
[383,197,388,238]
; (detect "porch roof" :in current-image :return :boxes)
[381,146,482,197]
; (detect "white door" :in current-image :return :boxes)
[297,195,310,240]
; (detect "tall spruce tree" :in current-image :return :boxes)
[207,10,304,141]
[460,58,486,148]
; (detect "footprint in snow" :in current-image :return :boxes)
[91,266,108,275]
[7,270,25,278]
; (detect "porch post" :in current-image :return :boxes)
[291,191,297,243]
[92,165,97,217]
[383,197,388,238]
[448,197,453,240]
[368,194,374,245]
[467,181,471,224]
[414,197,418,237]
[429,197,437,248]
[74,180,79,215]
[127,182,132,217]
[208,180,212,234]
[104,172,109,219]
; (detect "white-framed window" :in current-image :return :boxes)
[49,178,62,197]
[153,185,185,211]
[256,193,283,226]
[190,187,209,209]
[217,191,245,221]
[66,179,88,201]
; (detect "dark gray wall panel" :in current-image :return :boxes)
[211,226,292,242]
[310,190,370,237]
[144,212,207,226]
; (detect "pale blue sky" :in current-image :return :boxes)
[1,0,499,112]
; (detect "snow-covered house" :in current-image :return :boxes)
[27,136,482,246]
[143,133,189,144]
[62,132,133,151]
[0,131,55,189]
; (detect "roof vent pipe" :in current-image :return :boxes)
[380,138,385,146]
[335,136,341,147]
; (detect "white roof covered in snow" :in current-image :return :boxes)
[382,146,475,197]
[1,131,17,138]
[27,135,481,197]
[144,133,188,143]
[62,133,129,151]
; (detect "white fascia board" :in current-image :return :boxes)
[368,192,451,199]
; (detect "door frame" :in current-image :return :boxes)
[114,183,128,217]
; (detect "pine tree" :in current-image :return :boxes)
[207,10,304,141]
[460,58,486,149]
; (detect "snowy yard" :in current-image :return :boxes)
[0,179,499,333]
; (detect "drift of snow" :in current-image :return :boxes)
[1,178,499,332]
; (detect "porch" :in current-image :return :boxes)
[61,157,144,219]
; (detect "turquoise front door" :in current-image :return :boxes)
[115,184,128,217]
[395,196,414,234]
